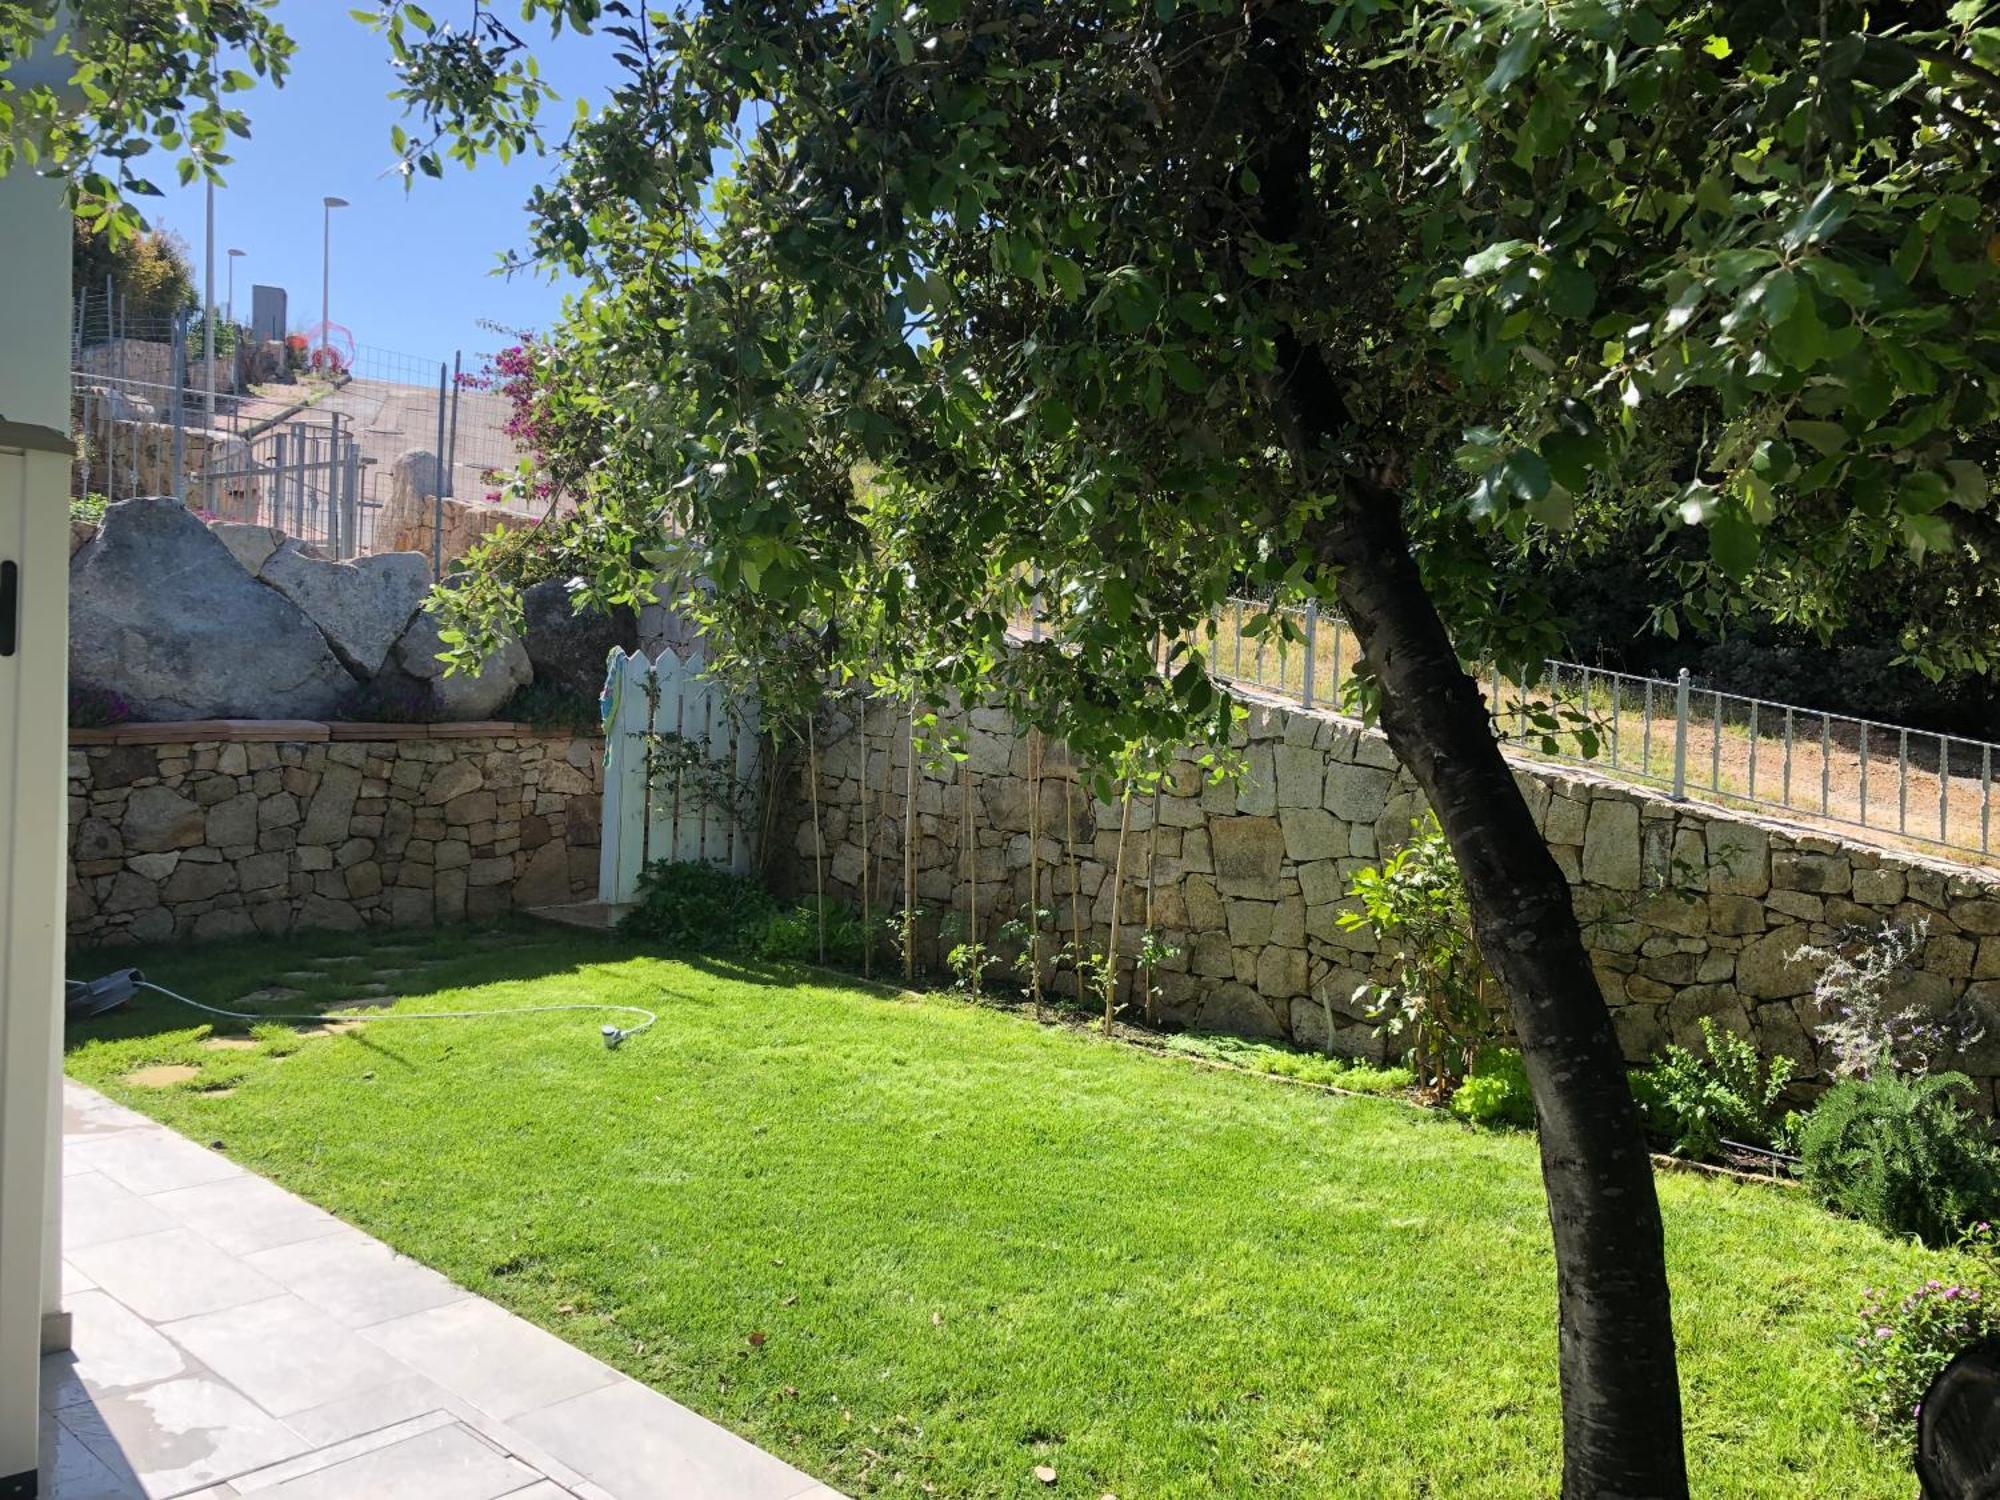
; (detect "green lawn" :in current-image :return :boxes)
[66,920,1943,1498]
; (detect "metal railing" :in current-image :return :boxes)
[72,361,370,558]
[1200,595,1999,862]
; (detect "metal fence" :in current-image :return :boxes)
[68,296,540,560]
[1200,595,2000,863]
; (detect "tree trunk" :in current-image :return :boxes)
[1314,480,1688,1499]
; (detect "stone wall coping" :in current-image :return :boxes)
[69,719,601,746]
[1220,677,1999,886]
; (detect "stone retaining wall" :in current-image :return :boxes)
[68,722,602,946]
[775,690,2000,1107]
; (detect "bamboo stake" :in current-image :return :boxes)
[1027,728,1043,1018]
[904,706,918,982]
[858,695,871,978]
[963,752,979,1001]
[1141,777,1163,1025]
[806,712,825,963]
[1104,784,1133,1036]
[1064,769,1083,998]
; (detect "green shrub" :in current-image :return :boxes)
[621,860,880,968]
[620,860,778,950]
[1450,1047,1536,1129]
[1338,814,1501,1093]
[498,681,603,734]
[757,900,874,968]
[1847,1223,2000,1438]
[1795,1073,2000,1245]
[1633,1018,1794,1161]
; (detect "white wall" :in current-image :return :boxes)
[0,163,74,1491]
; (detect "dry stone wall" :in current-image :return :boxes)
[68,724,602,946]
[777,690,2000,1108]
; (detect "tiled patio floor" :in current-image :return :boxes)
[43,1082,843,1500]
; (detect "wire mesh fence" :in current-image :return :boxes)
[69,294,540,560]
[1193,595,2000,863]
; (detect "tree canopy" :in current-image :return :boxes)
[501,0,2000,752]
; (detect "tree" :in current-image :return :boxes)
[71,213,196,327]
[505,3,2000,1493]
[0,0,602,241]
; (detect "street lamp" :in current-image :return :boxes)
[225,249,246,412]
[225,248,245,333]
[320,195,348,373]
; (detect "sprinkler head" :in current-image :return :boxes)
[602,1024,626,1050]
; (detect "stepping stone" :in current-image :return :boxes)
[331,996,398,1011]
[201,1037,261,1052]
[293,1021,365,1038]
[278,972,331,983]
[237,987,305,1006]
[126,1065,199,1089]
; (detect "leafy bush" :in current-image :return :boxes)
[1795,1073,2000,1245]
[1848,1224,2000,1438]
[498,681,603,735]
[69,492,108,526]
[1791,919,1979,1081]
[757,900,874,968]
[620,860,878,968]
[620,860,778,951]
[1339,814,1500,1093]
[1633,1018,1794,1160]
[1450,1047,1536,1129]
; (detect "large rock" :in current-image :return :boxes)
[69,497,354,721]
[389,609,531,721]
[259,542,433,676]
[519,579,638,700]
[209,522,288,575]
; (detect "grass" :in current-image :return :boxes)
[65,919,1952,1498]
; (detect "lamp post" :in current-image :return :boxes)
[320,195,348,374]
[225,248,245,419]
[225,247,245,334]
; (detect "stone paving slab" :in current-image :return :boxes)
[42,1080,846,1500]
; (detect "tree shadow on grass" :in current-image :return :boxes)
[61,915,655,1054]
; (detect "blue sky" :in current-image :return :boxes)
[134,3,620,373]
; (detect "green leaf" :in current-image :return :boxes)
[1544,263,1595,321]
[1897,470,1951,516]
[1163,350,1206,394]
[1904,512,1954,559]
[1048,256,1084,301]
[1786,420,1847,457]
[1779,184,1852,253]
[1709,507,1759,578]
[1945,459,1990,510]
[1483,30,1539,95]
[1701,34,1732,59]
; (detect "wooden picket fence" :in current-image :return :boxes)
[597,645,761,904]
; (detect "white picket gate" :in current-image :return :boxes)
[597,645,761,904]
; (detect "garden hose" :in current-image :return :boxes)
[76,970,658,1049]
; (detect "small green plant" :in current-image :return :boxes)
[1795,1073,2000,1246]
[1847,1222,1999,1439]
[620,860,778,950]
[1450,1046,1536,1129]
[1338,814,1499,1094]
[759,899,872,967]
[69,491,109,525]
[1632,1018,1794,1161]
